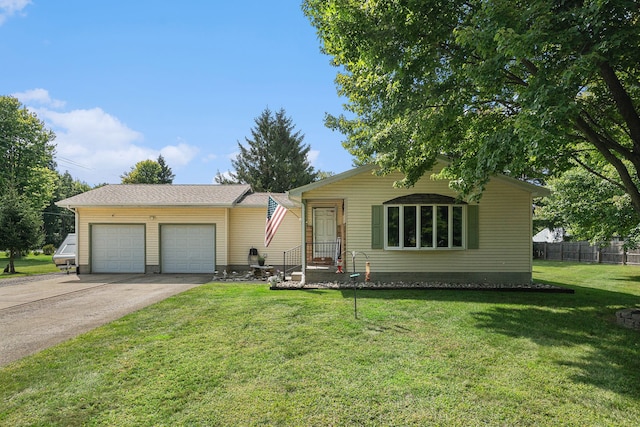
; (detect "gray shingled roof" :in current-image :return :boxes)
[235,192,296,208]
[56,184,253,207]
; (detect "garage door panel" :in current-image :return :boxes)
[92,225,145,273]
[161,225,215,274]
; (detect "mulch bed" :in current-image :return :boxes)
[271,280,575,293]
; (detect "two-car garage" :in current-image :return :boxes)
[91,224,216,274]
[57,184,254,276]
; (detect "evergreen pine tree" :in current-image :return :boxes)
[216,108,318,192]
[157,155,175,184]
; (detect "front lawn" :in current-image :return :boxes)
[0,253,59,278]
[1,261,639,425]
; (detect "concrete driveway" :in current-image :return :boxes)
[0,273,210,367]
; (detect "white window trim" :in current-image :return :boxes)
[384,204,466,250]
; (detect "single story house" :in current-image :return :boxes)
[57,160,548,284]
[291,162,548,284]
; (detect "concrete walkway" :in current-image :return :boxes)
[0,273,210,367]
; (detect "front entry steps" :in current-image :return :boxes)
[287,271,303,282]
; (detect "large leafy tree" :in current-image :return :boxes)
[537,166,639,246]
[0,96,57,210]
[216,107,318,192]
[121,155,174,184]
[304,1,640,210]
[0,189,44,274]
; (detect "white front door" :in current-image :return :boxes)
[313,208,336,259]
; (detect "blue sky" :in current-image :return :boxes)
[1,1,355,186]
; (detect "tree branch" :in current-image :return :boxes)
[598,61,640,151]
[569,154,626,192]
[520,58,538,76]
[582,110,633,158]
[503,68,528,87]
[575,115,640,213]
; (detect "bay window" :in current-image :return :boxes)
[385,204,464,249]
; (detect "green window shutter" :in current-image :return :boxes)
[371,205,384,249]
[467,205,479,249]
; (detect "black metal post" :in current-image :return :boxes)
[350,273,359,319]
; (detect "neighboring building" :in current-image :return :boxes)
[57,160,548,284]
[533,228,564,243]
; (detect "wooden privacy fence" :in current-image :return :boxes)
[533,241,640,265]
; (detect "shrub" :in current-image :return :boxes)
[42,244,56,255]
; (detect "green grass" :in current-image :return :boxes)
[1,261,640,426]
[0,253,59,278]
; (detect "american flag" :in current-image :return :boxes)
[265,195,288,247]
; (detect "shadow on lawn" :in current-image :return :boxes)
[471,303,640,398]
[613,275,640,282]
[339,280,640,307]
[339,284,640,398]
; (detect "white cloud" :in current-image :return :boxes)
[39,107,149,183]
[15,89,199,185]
[0,0,31,25]
[12,88,65,108]
[40,107,144,150]
[307,149,320,166]
[160,141,199,167]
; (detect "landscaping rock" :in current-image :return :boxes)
[616,308,640,331]
[272,280,574,293]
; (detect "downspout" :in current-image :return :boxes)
[224,207,229,272]
[73,207,78,273]
[65,206,79,273]
[301,199,307,285]
[528,195,533,283]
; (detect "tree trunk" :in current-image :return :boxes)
[574,116,640,215]
[598,62,640,150]
[8,249,16,274]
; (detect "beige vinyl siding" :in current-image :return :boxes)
[303,167,533,274]
[76,207,227,269]
[228,207,302,266]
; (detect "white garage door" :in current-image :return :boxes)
[161,225,215,273]
[92,224,145,273]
